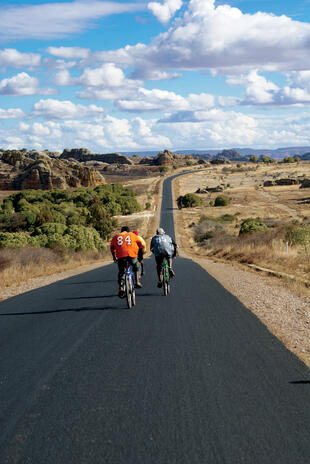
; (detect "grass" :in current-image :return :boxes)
[197,226,309,282]
[0,247,108,291]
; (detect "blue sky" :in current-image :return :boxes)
[1,0,310,152]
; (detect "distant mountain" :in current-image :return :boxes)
[121,147,310,160]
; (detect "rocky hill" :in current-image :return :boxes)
[0,150,104,190]
[60,148,133,165]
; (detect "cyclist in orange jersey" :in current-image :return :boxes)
[110,226,145,297]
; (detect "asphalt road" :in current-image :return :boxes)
[0,175,309,464]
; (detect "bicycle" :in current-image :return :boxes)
[124,260,136,308]
[161,256,171,296]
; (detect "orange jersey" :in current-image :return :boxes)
[110,231,144,259]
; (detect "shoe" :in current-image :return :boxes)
[135,282,143,289]
[169,268,175,277]
[157,281,162,288]
[118,289,125,298]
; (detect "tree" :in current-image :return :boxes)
[239,218,267,235]
[214,195,231,207]
[249,155,258,163]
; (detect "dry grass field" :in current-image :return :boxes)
[175,161,310,283]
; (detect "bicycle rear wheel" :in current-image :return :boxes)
[125,275,132,309]
[162,260,170,296]
[131,287,136,307]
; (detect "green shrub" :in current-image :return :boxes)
[0,183,140,249]
[214,195,231,207]
[285,224,310,246]
[145,202,151,210]
[159,166,169,173]
[283,156,295,163]
[239,218,267,235]
[179,193,203,208]
[35,223,67,236]
[219,214,236,222]
[0,232,31,248]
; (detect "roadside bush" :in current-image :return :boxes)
[179,193,203,208]
[0,183,141,250]
[285,224,310,246]
[214,195,231,207]
[35,223,67,236]
[239,218,267,235]
[0,232,31,248]
[199,214,235,224]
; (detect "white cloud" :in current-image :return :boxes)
[32,99,106,120]
[0,107,25,119]
[54,63,143,101]
[97,0,310,76]
[43,58,77,71]
[131,69,182,80]
[55,63,139,88]
[226,70,310,106]
[148,0,183,24]
[0,72,55,96]
[227,70,279,104]
[117,88,215,112]
[0,49,41,68]
[47,46,90,59]
[2,110,310,151]
[0,1,145,41]
[288,71,310,92]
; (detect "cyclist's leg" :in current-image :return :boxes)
[130,257,142,288]
[167,254,175,277]
[138,249,144,276]
[155,255,163,287]
[117,258,127,296]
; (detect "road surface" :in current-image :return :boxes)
[0,175,309,463]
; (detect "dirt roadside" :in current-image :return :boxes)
[172,174,310,369]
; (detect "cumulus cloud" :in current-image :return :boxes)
[2,109,310,151]
[32,99,106,120]
[226,70,310,106]
[47,46,91,59]
[0,49,41,68]
[0,1,145,41]
[96,0,310,76]
[54,63,143,101]
[8,116,171,152]
[117,88,215,112]
[0,73,55,96]
[0,108,25,119]
[227,71,279,104]
[131,69,182,81]
[147,0,183,24]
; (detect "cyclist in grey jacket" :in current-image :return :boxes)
[150,227,177,288]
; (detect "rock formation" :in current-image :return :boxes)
[0,150,104,190]
[60,148,133,165]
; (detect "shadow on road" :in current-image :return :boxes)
[59,294,116,300]
[290,380,310,384]
[0,306,124,316]
[59,280,115,285]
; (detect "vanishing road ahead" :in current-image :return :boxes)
[0,175,310,463]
